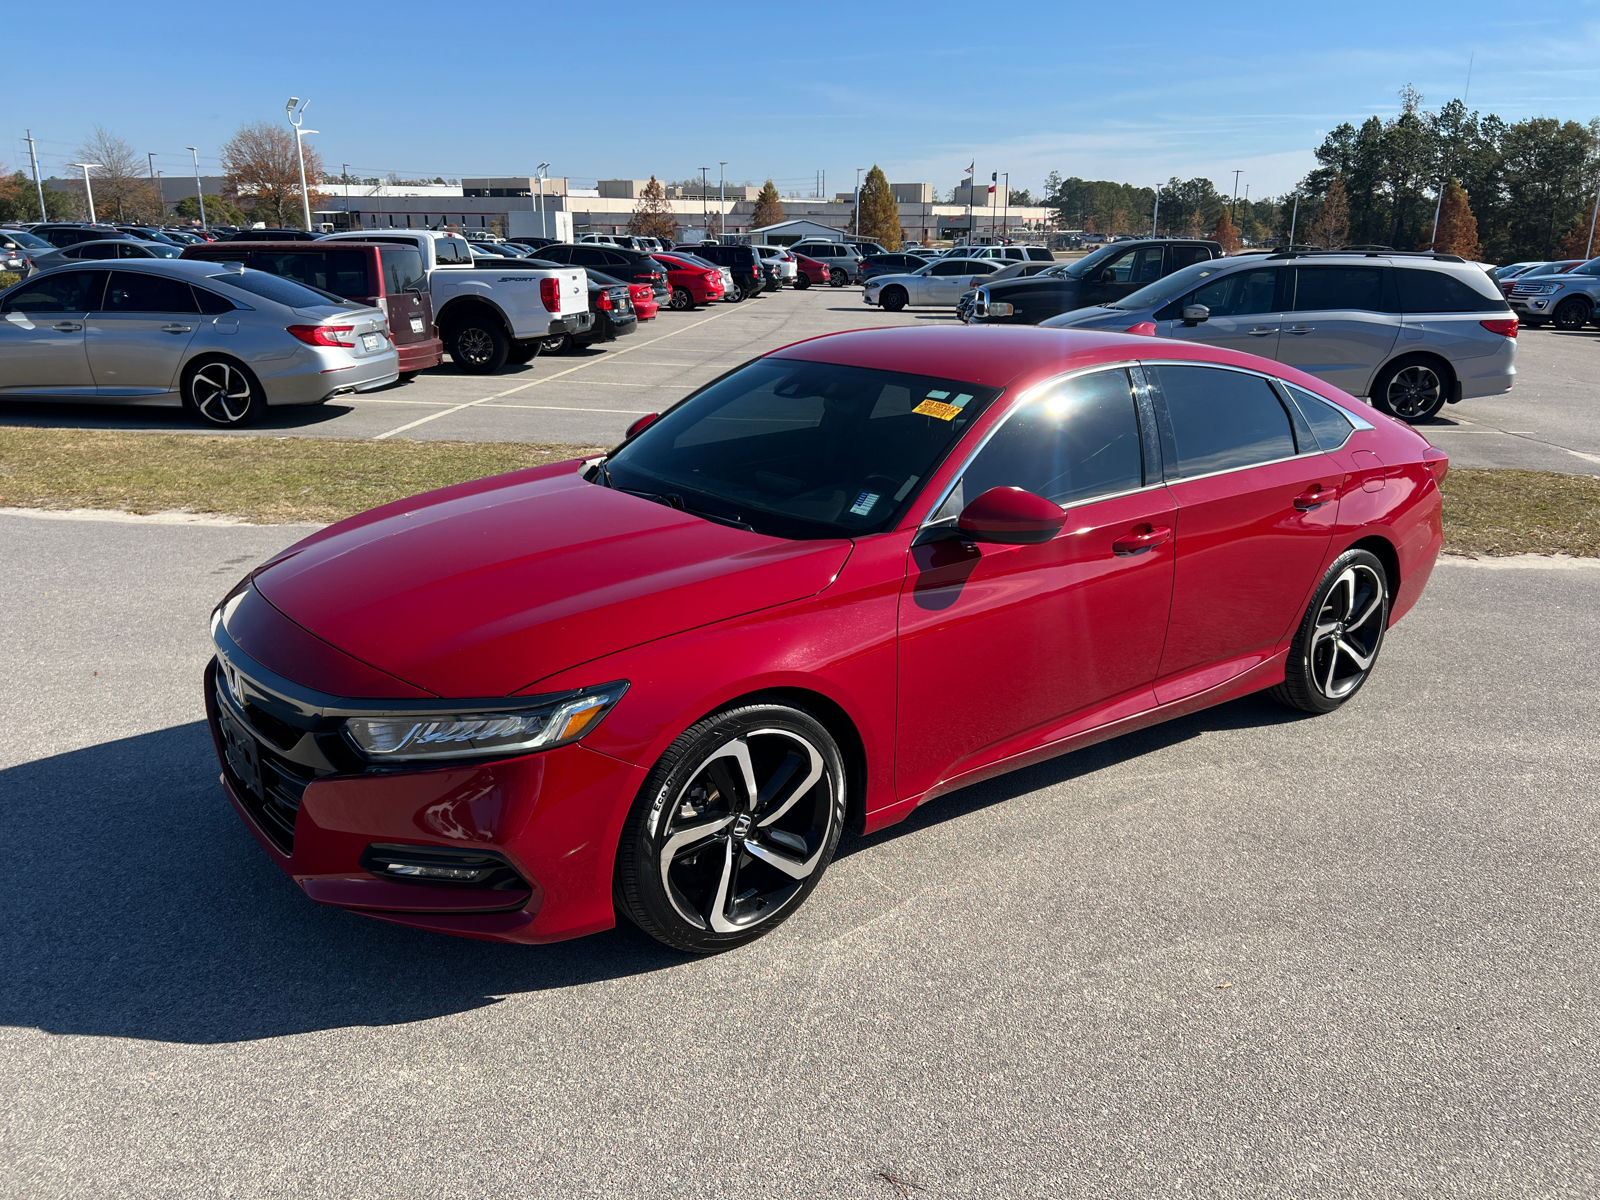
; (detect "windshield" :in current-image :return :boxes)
[1105,259,1228,310]
[1567,258,1600,276]
[8,230,52,249]
[602,358,1003,540]
[206,268,355,308]
[145,242,183,257]
[1522,261,1577,278]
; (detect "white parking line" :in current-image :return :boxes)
[371,306,741,440]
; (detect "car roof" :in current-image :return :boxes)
[33,257,258,280]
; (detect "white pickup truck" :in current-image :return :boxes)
[321,229,591,373]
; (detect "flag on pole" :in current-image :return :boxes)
[988,171,997,194]
[965,161,975,176]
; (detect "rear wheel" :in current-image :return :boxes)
[828,268,847,288]
[1553,296,1592,331]
[615,703,847,954]
[670,287,694,311]
[794,274,811,290]
[1271,549,1390,714]
[880,286,908,313]
[507,338,541,364]
[1371,355,1449,423]
[181,355,265,427]
[447,315,509,374]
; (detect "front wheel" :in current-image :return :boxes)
[1552,296,1591,331]
[1270,549,1390,714]
[1371,356,1449,423]
[614,703,847,954]
[181,356,266,427]
[880,286,908,313]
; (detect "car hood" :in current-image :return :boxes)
[1039,306,1130,329]
[250,467,853,698]
[985,274,1079,296]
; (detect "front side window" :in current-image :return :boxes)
[1189,267,1280,317]
[937,368,1145,517]
[603,358,1002,539]
[3,270,106,312]
[1292,266,1393,313]
[1129,245,1165,284]
[104,271,200,313]
[1150,365,1296,478]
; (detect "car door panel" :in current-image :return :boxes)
[1161,267,1285,356]
[0,270,104,394]
[896,368,1174,799]
[1274,266,1401,395]
[85,271,201,396]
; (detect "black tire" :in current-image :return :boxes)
[1370,355,1450,423]
[507,338,541,364]
[614,702,847,954]
[1552,296,1592,331]
[181,355,266,427]
[398,371,418,383]
[828,268,847,288]
[880,286,908,313]
[794,274,811,290]
[1270,548,1390,715]
[447,315,509,374]
[670,287,694,312]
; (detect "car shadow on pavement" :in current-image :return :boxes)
[0,399,357,433]
[0,721,683,1046]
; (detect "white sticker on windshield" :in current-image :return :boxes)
[849,491,880,516]
[951,394,974,408]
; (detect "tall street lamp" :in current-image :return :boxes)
[69,162,101,223]
[536,162,550,234]
[699,167,709,233]
[185,146,207,231]
[285,97,318,231]
[718,161,727,240]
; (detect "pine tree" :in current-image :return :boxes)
[1429,179,1482,259]
[1308,177,1350,250]
[626,176,678,240]
[1210,210,1241,253]
[856,165,901,250]
[750,180,785,231]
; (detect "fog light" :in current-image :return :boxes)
[384,862,489,881]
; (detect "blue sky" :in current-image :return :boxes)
[8,2,1599,203]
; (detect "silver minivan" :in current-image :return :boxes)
[1044,252,1517,422]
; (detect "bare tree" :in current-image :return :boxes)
[75,126,161,222]
[220,120,327,228]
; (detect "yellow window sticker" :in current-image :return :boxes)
[913,399,962,421]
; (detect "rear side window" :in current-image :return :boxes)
[1026,248,1054,261]
[1293,266,1395,313]
[434,238,472,265]
[1151,365,1296,478]
[1397,267,1508,313]
[192,287,236,315]
[245,250,371,298]
[208,270,347,308]
[380,248,426,294]
[104,271,200,313]
[3,269,106,312]
[943,368,1145,512]
[1168,245,1214,270]
[1283,384,1356,451]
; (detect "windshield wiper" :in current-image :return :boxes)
[620,486,754,531]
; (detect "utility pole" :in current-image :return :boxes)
[25,130,46,221]
[1002,172,1009,243]
[286,97,317,231]
[148,152,160,219]
[700,166,709,234]
[70,163,102,223]
[536,162,550,236]
[1151,187,1160,236]
[852,167,863,240]
[1231,169,1241,219]
[1288,193,1301,249]
[1586,176,1600,259]
[186,147,206,230]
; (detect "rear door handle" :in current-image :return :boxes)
[1294,486,1332,512]
[1287,324,1314,334]
[1248,326,1276,336]
[161,324,194,334]
[52,322,82,332]
[1112,524,1173,556]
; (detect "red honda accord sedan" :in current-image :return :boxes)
[207,326,1447,953]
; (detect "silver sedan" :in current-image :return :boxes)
[862,258,1004,311]
[0,259,399,426]
[26,239,184,275]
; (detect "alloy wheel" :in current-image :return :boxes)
[1309,563,1386,700]
[190,362,254,424]
[651,728,836,935]
[456,326,496,367]
[1385,365,1442,420]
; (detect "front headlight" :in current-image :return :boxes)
[343,683,626,762]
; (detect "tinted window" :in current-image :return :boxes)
[207,270,348,308]
[380,247,426,294]
[1152,365,1296,478]
[192,287,236,315]
[245,249,371,298]
[1284,384,1356,451]
[3,270,105,312]
[605,359,1002,540]
[434,238,471,265]
[1293,266,1391,312]
[602,250,635,267]
[1094,247,1140,282]
[931,260,970,276]
[104,271,200,313]
[568,246,607,266]
[1191,267,1279,317]
[1026,248,1055,261]
[1169,245,1214,269]
[942,369,1144,513]
[1397,267,1507,313]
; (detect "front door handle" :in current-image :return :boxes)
[1294,486,1332,512]
[1287,324,1314,334]
[1112,524,1172,556]
[52,322,82,332]
[1248,326,1276,336]
[161,324,194,334]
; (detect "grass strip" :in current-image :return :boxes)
[0,429,1596,555]
[0,428,603,525]
[1440,467,1600,558]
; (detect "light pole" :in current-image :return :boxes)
[1002,172,1009,243]
[25,130,46,221]
[1151,186,1160,237]
[536,161,550,235]
[1231,169,1241,220]
[1586,176,1600,259]
[719,161,726,241]
[852,167,863,240]
[700,166,709,234]
[147,152,160,219]
[69,163,102,223]
[185,146,206,230]
[285,97,318,231]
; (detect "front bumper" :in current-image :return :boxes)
[206,656,644,944]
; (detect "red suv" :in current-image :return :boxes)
[653,254,726,310]
[181,240,443,375]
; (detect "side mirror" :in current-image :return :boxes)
[624,413,659,439]
[957,487,1067,545]
[1098,268,1117,283]
[1182,304,1210,325]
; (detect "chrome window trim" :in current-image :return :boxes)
[916,362,1156,526]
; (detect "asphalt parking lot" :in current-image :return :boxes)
[1,283,1592,474]
[3,288,1599,1198]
